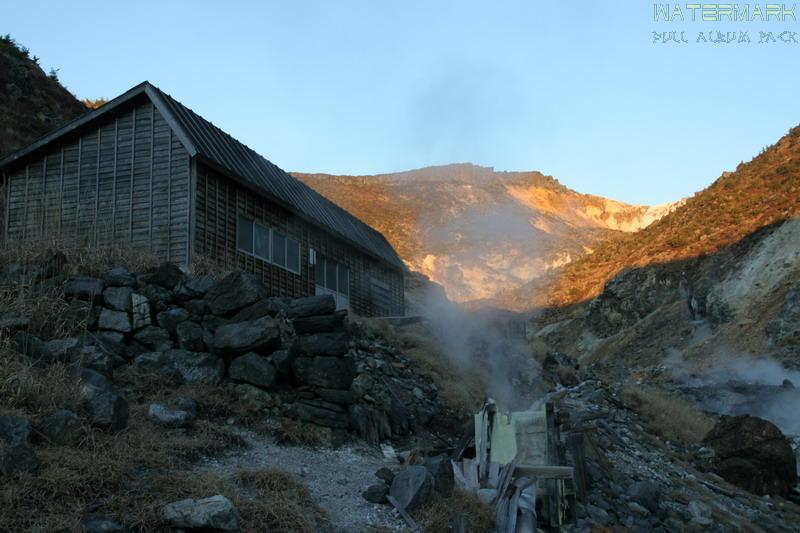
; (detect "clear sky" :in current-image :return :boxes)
[3,1,799,205]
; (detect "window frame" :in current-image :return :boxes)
[236,214,302,275]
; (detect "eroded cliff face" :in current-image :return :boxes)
[296,164,676,303]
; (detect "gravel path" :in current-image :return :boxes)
[197,428,407,532]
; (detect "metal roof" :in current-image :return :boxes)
[0,82,405,271]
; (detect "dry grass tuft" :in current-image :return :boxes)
[267,417,331,447]
[621,385,715,444]
[416,489,495,533]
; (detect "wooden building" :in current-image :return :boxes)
[0,82,405,316]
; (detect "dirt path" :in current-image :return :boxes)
[197,428,407,532]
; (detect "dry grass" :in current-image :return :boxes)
[416,489,495,533]
[266,417,331,447]
[355,317,487,415]
[621,385,715,444]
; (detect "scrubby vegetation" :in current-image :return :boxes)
[620,385,715,445]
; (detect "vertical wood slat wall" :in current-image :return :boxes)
[194,163,404,316]
[4,102,190,264]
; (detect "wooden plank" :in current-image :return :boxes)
[494,455,519,507]
[496,496,509,533]
[567,432,588,504]
[463,458,479,491]
[506,484,521,533]
[478,407,489,481]
[386,494,420,533]
[516,465,574,479]
[488,461,500,488]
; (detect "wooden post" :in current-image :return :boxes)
[545,402,560,527]
[567,432,588,504]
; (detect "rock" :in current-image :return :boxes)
[169,350,225,384]
[350,373,374,398]
[213,316,281,356]
[102,266,137,287]
[148,398,197,427]
[80,515,126,532]
[78,368,113,391]
[231,298,288,322]
[271,349,295,378]
[91,332,126,357]
[136,284,172,313]
[287,294,336,319]
[362,484,389,504]
[43,337,81,364]
[184,299,208,320]
[702,415,798,497]
[156,307,190,335]
[766,284,800,345]
[145,262,186,290]
[103,286,133,312]
[687,500,712,526]
[315,388,355,404]
[292,311,346,335]
[292,356,314,384]
[306,356,356,390]
[134,326,173,351]
[132,351,184,382]
[626,480,660,513]
[628,502,650,517]
[375,467,395,484]
[162,494,240,531]
[293,332,350,356]
[202,315,230,333]
[98,308,132,334]
[232,383,273,405]
[173,274,214,302]
[130,293,151,329]
[11,331,47,361]
[586,503,611,526]
[205,271,268,316]
[349,404,392,443]
[83,385,129,432]
[229,352,277,389]
[0,442,39,476]
[389,465,434,512]
[39,410,83,445]
[0,415,32,445]
[176,321,205,352]
[64,276,105,303]
[424,455,454,497]
[80,345,114,375]
[286,400,350,428]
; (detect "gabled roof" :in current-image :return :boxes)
[0,82,405,271]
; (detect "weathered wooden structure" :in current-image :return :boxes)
[0,82,405,316]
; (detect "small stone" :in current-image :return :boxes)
[162,494,239,531]
[375,467,395,484]
[687,501,713,526]
[148,399,197,427]
[81,515,126,532]
[157,307,190,335]
[362,484,388,504]
[176,321,205,352]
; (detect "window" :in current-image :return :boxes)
[237,215,253,254]
[254,223,270,261]
[314,254,350,310]
[236,215,301,274]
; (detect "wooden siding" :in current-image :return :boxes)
[4,102,190,264]
[194,163,404,316]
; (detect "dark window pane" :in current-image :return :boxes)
[254,223,270,260]
[315,257,325,286]
[340,266,350,296]
[325,259,337,291]
[237,215,253,253]
[273,232,286,267]
[287,238,300,273]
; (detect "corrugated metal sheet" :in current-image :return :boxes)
[0,81,405,271]
[148,85,405,271]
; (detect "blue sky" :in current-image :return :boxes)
[3,1,799,204]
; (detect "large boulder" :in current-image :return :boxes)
[702,415,797,496]
[103,286,133,312]
[292,311,346,335]
[162,494,240,531]
[169,350,225,384]
[293,332,351,356]
[134,326,173,352]
[205,271,268,316]
[231,298,288,322]
[64,276,105,303]
[173,275,215,302]
[102,266,137,287]
[213,316,281,356]
[228,352,277,389]
[144,262,186,290]
[389,465,434,512]
[157,307,190,335]
[98,309,132,334]
[286,295,336,319]
[306,356,356,390]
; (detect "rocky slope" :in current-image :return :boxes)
[0,36,86,159]
[295,164,679,302]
